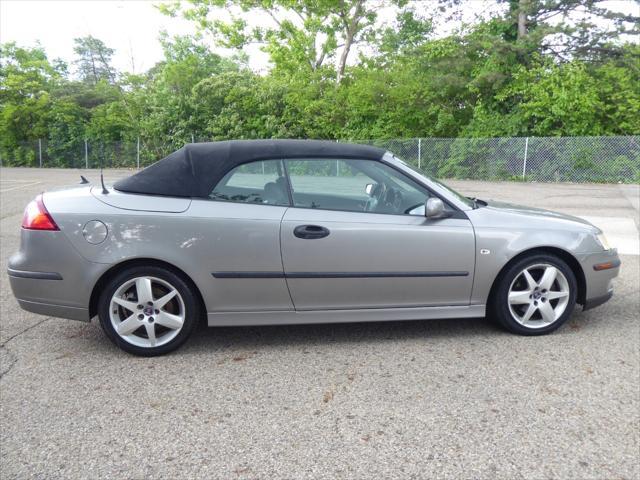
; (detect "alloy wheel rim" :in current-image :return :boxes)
[109,276,185,348]
[507,263,570,329]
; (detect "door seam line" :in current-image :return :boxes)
[278,207,297,309]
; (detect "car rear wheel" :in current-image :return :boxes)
[98,266,200,356]
[491,253,577,335]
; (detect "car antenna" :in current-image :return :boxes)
[100,158,109,194]
[79,175,89,184]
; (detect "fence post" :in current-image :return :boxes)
[191,134,195,144]
[137,137,140,169]
[38,139,43,168]
[418,138,422,169]
[522,137,529,180]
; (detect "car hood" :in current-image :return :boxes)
[469,199,598,232]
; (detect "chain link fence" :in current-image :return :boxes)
[364,136,640,183]
[1,136,638,183]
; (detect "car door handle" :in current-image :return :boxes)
[293,224,330,240]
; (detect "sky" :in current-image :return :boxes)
[0,0,503,74]
[0,0,195,74]
[1,0,638,76]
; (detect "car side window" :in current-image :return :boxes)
[210,159,290,206]
[285,158,430,215]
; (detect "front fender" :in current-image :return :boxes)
[470,226,596,305]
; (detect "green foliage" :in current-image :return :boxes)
[1,1,638,182]
[159,0,386,78]
[73,36,115,85]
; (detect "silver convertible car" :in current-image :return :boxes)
[8,140,620,355]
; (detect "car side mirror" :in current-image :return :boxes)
[365,183,375,196]
[425,197,447,219]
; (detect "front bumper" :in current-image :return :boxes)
[580,249,620,311]
[583,291,613,311]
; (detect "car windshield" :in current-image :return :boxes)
[389,155,475,208]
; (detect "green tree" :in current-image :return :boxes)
[503,0,639,61]
[159,0,406,81]
[134,35,238,146]
[73,36,116,85]
[0,43,59,153]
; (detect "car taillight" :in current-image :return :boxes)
[22,194,59,231]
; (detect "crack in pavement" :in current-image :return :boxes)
[0,317,53,348]
[0,317,52,380]
[0,345,18,379]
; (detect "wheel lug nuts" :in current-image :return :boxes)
[148,317,154,323]
[137,305,143,309]
[534,301,538,306]
[147,301,153,306]
[138,314,144,320]
[155,309,159,314]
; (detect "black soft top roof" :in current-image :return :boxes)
[113,139,386,198]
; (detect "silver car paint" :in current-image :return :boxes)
[44,187,294,313]
[466,201,617,304]
[8,154,620,328]
[280,208,475,310]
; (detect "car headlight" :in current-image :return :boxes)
[595,232,611,251]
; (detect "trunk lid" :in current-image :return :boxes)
[90,186,191,213]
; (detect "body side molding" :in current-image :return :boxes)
[212,271,469,279]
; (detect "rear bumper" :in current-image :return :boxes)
[7,229,105,322]
[7,268,63,280]
[8,271,91,322]
[15,298,89,321]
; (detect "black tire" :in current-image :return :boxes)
[490,253,578,336]
[98,265,200,356]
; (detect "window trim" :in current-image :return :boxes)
[281,157,467,219]
[281,159,295,206]
[206,154,467,219]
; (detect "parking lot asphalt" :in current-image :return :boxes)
[1,168,638,480]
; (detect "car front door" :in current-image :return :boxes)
[280,158,476,311]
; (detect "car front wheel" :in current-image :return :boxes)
[98,265,200,356]
[491,253,578,335]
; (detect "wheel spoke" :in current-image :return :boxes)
[155,290,177,309]
[116,313,140,335]
[521,269,536,290]
[112,297,139,313]
[135,278,154,304]
[520,303,537,325]
[509,290,532,305]
[155,311,184,330]
[546,290,569,300]
[538,301,556,324]
[538,267,558,290]
[145,322,157,347]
